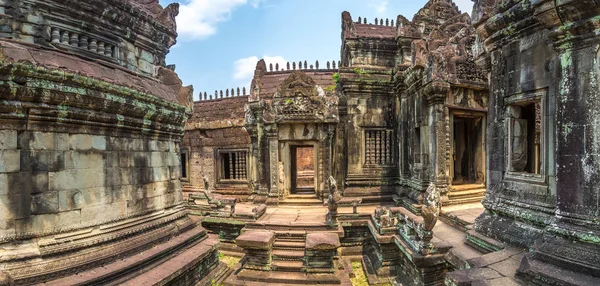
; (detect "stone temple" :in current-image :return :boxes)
[1,0,599,285]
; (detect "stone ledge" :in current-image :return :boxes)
[235,230,275,250]
[305,232,341,250]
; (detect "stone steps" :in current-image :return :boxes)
[229,269,342,285]
[272,260,305,272]
[272,249,305,261]
[445,195,485,206]
[279,198,323,206]
[274,240,305,250]
[448,188,486,199]
[41,225,219,286]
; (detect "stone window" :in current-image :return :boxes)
[508,101,542,174]
[180,149,189,182]
[414,127,421,164]
[218,150,248,181]
[364,129,394,166]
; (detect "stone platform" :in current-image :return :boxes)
[200,202,528,285]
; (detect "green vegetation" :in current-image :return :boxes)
[351,261,368,286]
[324,85,337,92]
[353,68,370,76]
[219,253,241,268]
[333,72,340,83]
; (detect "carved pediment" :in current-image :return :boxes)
[275,71,318,98]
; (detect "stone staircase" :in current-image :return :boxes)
[225,222,348,285]
[280,193,323,206]
[343,187,395,204]
[446,184,486,205]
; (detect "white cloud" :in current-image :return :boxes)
[368,0,388,14]
[176,0,247,41]
[453,0,475,15]
[233,55,287,81]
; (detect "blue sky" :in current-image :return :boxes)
[158,0,474,100]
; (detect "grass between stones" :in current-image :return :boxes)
[219,253,241,268]
[351,261,368,286]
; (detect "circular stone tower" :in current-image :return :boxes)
[0,0,219,284]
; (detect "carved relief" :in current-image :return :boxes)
[510,118,528,172]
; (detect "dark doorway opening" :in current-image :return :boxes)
[452,116,485,185]
[291,146,315,194]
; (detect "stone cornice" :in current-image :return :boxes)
[0,62,189,138]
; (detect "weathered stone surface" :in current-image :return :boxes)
[236,230,275,250]
[305,232,341,250]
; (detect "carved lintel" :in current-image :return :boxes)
[423,81,450,105]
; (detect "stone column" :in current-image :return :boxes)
[266,125,279,204]
[320,125,335,200]
[424,81,450,202]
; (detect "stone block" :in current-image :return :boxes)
[18,132,68,151]
[105,152,120,168]
[445,268,503,286]
[0,130,17,150]
[30,191,59,214]
[151,166,170,182]
[20,150,64,172]
[49,169,105,191]
[15,213,58,234]
[69,134,106,151]
[104,168,122,187]
[157,140,169,152]
[305,232,341,250]
[80,201,127,224]
[64,151,104,169]
[236,230,275,250]
[58,189,83,211]
[149,152,166,167]
[58,210,81,228]
[0,150,20,173]
[119,168,133,185]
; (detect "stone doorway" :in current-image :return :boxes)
[291,145,316,194]
[451,113,485,185]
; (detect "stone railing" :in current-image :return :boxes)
[354,16,397,27]
[264,60,340,73]
[196,87,248,101]
[50,27,120,61]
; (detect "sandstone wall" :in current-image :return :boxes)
[0,132,182,238]
[183,96,251,189]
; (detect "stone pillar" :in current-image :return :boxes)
[424,81,450,202]
[236,231,275,270]
[320,126,335,200]
[304,232,340,272]
[266,125,279,204]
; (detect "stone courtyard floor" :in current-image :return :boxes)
[211,202,527,285]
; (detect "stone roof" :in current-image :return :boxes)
[0,41,186,105]
[352,23,396,38]
[186,96,248,130]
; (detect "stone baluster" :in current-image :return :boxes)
[69,33,79,47]
[60,30,69,44]
[89,39,97,52]
[79,35,88,50]
[105,45,113,57]
[97,42,105,54]
[51,27,60,43]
